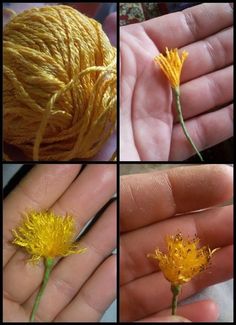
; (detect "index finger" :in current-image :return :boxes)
[120,164,233,233]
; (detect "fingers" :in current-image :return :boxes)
[120,245,232,321]
[103,12,117,46]
[142,3,233,51]
[141,4,233,95]
[54,255,116,322]
[3,164,81,267]
[180,27,233,83]
[174,66,233,122]
[23,202,116,321]
[52,164,116,232]
[170,104,233,161]
[3,298,28,322]
[139,300,218,322]
[120,164,233,232]
[121,205,232,285]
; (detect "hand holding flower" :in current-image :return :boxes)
[120,3,233,161]
[3,164,116,322]
[120,165,233,322]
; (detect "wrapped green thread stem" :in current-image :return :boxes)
[30,257,54,322]
[171,284,181,315]
[173,87,204,161]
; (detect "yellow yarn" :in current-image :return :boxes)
[3,5,116,160]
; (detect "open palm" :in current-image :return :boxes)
[120,3,233,161]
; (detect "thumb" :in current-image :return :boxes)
[139,315,192,322]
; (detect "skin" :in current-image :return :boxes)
[3,164,116,322]
[120,164,233,322]
[120,3,233,161]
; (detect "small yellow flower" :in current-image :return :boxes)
[12,210,86,263]
[148,232,219,286]
[154,47,188,89]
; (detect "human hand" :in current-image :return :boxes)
[120,165,233,322]
[120,3,233,161]
[3,164,116,322]
[104,12,117,47]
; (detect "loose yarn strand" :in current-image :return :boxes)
[3,8,17,18]
[4,5,116,160]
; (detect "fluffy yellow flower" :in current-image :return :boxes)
[154,47,188,89]
[12,210,86,263]
[148,232,219,286]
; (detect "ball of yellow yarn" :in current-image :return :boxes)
[3,5,116,161]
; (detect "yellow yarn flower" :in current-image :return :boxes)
[148,232,218,285]
[12,211,86,321]
[154,47,188,89]
[154,48,204,161]
[147,232,219,315]
[12,210,86,263]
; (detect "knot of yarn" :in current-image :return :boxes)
[3,5,116,160]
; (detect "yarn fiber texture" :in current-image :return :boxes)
[3,5,116,161]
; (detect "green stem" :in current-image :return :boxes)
[173,87,204,161]
[171,284,181,315]
[30,257,54,322]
